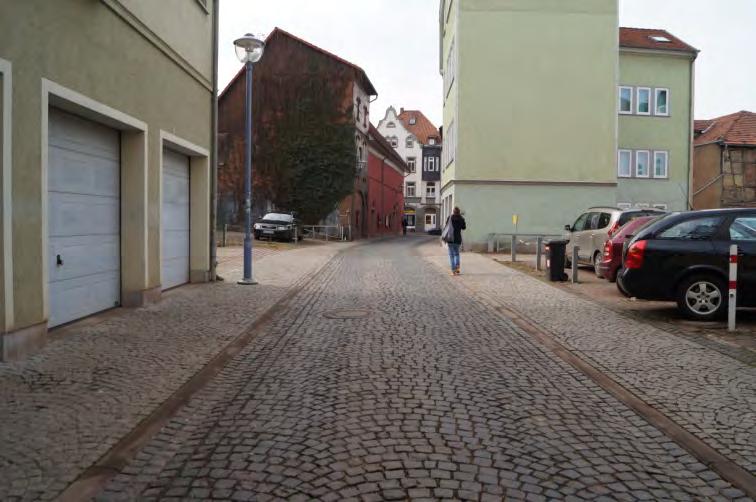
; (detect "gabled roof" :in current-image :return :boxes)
[219,27,377,100]
[397,109,441,145]
[619,27,698,54]
[694,111,756,147]
[694,119,715,134]
[368,124,408,172]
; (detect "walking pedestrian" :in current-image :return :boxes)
[442,207,466,275]
[401,216,408,236]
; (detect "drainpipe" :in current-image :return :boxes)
[381,156,387,234]
[209,0,220,280]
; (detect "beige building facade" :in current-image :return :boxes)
[0,0,217,360]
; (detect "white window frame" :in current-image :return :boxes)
[655,88,670,116]
[390,137,398,148]
[635,203,650,209]
[618,86,633,115]
[617,202,632,210]
[636,150,650,178]
[653,151,669,178]
[407,157,416,173]
[387,122,395,128]
[406,182,416,197]
[406,136,414,148]
[425,213,436,227]
[425,182,436,198]
[652,203,668,210]
[636,87,651,115]
[617,149,632,178]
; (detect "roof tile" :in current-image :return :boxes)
[694,111,756,146]
[619,27,698,54]
[397,110,441,145]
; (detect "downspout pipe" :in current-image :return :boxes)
[209,0,220,280]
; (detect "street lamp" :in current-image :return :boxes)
[233,33,265,285]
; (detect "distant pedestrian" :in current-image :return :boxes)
[401,216,408,236]
[442,207,466,275]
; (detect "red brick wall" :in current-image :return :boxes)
[367,152,405,237]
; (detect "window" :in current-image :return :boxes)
[617,202,632,210]
[652,203,668,210]
[637,87,651,115]
[619,86,633,114]
[730,217,756,241]
[406,137,414,148]
[571,212,591,231]
[443,120,456,168]
[406,214,416,227]
[406,182,416,197]
[356,98,361,121]
[650,35,671,43]
[390,137,398,148]
[407,157,416,173]
[654,151,668,178]
[428,138,436,145]
[635,203,650,209]
[655,88,669,116]
[424,156,438,172]
[425,213,436,227]
[409,117,417,125]
[636,150,650,177]
[387,122,395,128]
[659,217,722,240]
[444,39,456,99]
[426,182,436,197]
[617,150,632,177]
[363,106,368,128]
[597,213,612,229]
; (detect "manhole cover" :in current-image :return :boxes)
[323,308,371,319]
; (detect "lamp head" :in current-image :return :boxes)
[234,33,265,64]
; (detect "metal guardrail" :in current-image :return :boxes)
[302,225,350,241]
[486,233,564,271]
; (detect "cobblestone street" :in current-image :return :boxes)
[86,237,754,501]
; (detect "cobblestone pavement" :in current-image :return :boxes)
[422,244,756,478]
[99,238,752,500]
[0,242,346,501]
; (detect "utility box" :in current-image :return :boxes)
[546,240,569,282]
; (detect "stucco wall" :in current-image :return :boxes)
[456,0,617,183]
[692,143,723,210]
[454,183,615,249]
[0,0,212,331]
[618,51,694,210]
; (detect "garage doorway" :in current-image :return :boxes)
[161,148,190,290]
[47,108,120,327]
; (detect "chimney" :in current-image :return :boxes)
[400,107,404,114]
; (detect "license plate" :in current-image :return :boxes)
[263,230,274,235]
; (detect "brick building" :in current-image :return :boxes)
[217,28,377,231]
[693,111,756,209]
[366,125,408,237]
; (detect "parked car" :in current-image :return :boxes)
[618,208,756,320]
[565,207,666,276]
[253,212,302,242]
[598,215,659,282]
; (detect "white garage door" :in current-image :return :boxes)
[48,109,120,327]
[162,148,190,290]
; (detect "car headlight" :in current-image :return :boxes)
[277,226,289,230]
[253,224,261,230]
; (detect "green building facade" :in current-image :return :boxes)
[438,1,697,249]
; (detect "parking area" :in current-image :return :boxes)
[494,253,756,365]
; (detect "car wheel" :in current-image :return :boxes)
[676,274,727,321]
[593,252,602,277]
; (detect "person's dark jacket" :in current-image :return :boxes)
[449,214,466,244]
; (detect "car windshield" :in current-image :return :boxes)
[616,216,660,239]
[618,210,664,226]
[261,213,293,223]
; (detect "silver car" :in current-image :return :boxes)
[564,207,666,275]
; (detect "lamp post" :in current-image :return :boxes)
[233,33,265,285]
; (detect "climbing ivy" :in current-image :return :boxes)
[254,59,357,224]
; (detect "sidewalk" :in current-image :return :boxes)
[0,241,349,501]
[422,244,756,478]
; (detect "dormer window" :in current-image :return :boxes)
[409,117,417,125]
[428,138,436,145]
[387,122,396,128]
[649,35,671,43]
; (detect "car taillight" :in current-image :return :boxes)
[624,240,647,269]
[607,221,621,237]
[602,240,612,259]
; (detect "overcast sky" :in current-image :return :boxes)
[219,0,756,126]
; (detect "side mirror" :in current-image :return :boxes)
[564,225,572,231]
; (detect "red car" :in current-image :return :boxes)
[598,215,658,282]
